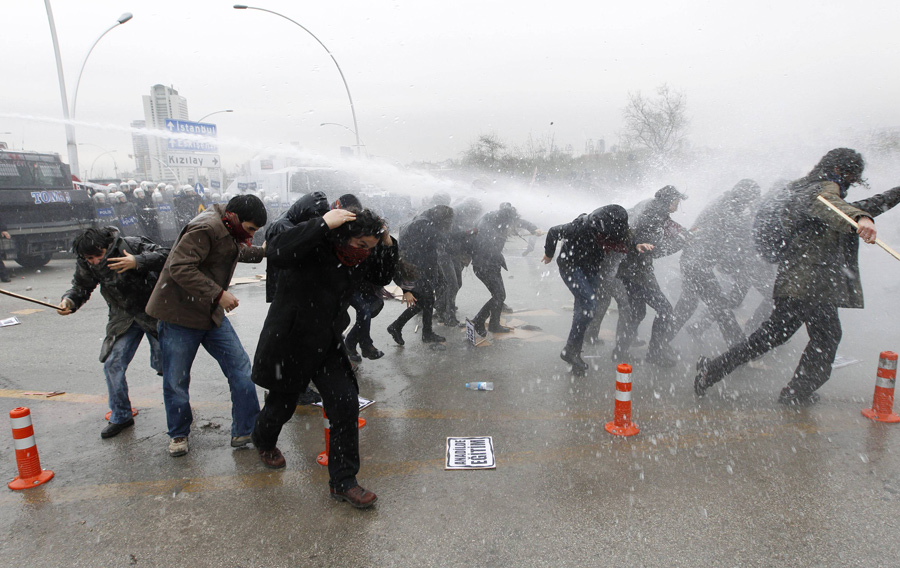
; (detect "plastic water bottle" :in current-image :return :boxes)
[466,382,494,391]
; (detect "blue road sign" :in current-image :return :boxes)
[194,182,205,195]
[165,119,218,153]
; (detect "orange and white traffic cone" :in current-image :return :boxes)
[8,407,54,490]
[861,351,900,423]
[605,363,639,437]
[104,408,138,421]
[316,409,367,466]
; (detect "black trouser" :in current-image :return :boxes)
[434,255,461,321]
[671,266,745,347]
[0,257,8,280]
[617,273,674,354]
[391,278,437,334]
[345,289,385,351]
[705,298,842,395]
[252,356,361,491]
[472,262,505,327]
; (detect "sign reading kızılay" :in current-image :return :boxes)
[445,436,495,470]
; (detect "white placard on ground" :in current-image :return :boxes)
[313,395,374,411]
[0,316,21,327]
[445,436,496,470]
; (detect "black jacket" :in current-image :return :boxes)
[618,197,688,280]
[544,205,628,273]
[252,218,399,392]
[263,191,329,302]
[398,206,451,281]
[472,208,518,270]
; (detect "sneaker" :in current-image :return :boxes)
[694,356,711,396]
[100,418,134,439]
[488,324,513,334]
[168,436,189,457]
[777,387,820,406]
[346,347,362,363]
[422,331,446,343]
[387,323,405,346]
[361,345,384,360]
[560,347,588,376]
[330,485,378,509]
[258,447,286,469]
[297,388,322,405]
[231,435,252,448]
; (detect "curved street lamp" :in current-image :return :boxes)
[71,12,133,119]
[234,5,362,157]
[43,1,132,180]
[320,122,367,156]
[88,150,118,179]
[197,109,234,123]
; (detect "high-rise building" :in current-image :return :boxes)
[136,84,189,182]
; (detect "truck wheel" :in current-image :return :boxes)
[16,253,53,268]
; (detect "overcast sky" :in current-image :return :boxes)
[3,0,900,178]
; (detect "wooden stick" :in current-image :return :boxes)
[816,195,900,262]
[0,288,62,310]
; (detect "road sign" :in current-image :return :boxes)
[166,153,221,168]
[210,180,221,190]
[165,119,218,153]
[194,182,205,195]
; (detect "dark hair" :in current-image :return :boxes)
[72,228,114,257]
[812,148,865,180]
[226,194,267,227]
[330,208,385,243]
[332,193,362,211]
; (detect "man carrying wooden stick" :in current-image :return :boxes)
[57,227,168,438]
[695,148,900,404]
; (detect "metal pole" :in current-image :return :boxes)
[234,5,362,157]
[71,13,133,120]
[43,0,79,176]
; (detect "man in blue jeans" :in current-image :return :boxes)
[57,227,168,438]
[146,195,266,457]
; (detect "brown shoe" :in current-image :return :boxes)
[330,485,378,509]
[258,447,286,469]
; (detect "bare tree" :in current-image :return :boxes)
[462,133,507,169]
[621,84,689,155]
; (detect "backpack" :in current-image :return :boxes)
[752,178,820,263]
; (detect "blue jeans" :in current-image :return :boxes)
[104,321,161,424]
[561,266,598,352]
[158,318,260,438]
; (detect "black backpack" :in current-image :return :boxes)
[752,178,820,263]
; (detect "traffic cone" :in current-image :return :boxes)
[104,408,139,421]
[862,351,900,423]
[605,363,639,437]
[316,409,367,466]
[8,407,54,490]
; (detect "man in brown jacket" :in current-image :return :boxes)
[146,195,266,456]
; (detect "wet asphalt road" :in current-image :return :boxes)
[1,241,899,567]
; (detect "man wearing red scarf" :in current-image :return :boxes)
[147,195,267,458]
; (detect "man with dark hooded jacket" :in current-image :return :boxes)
[264,191,330,303]
[387,204,454,345]
[668,179,762,348]
[543,205,635,375]
[696,148,900,403]
[615,186,690,366]
[57,227,168,438]
[468,204,541,335]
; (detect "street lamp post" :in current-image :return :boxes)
[43,1,132,179]
[196,109,233,122]
[320,122,366,157]
[88,150,118,179]
[71,12,133,120]
[233,5,362,157]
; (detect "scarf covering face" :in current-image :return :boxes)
[222,211,254,247]
[334,243,371,267]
